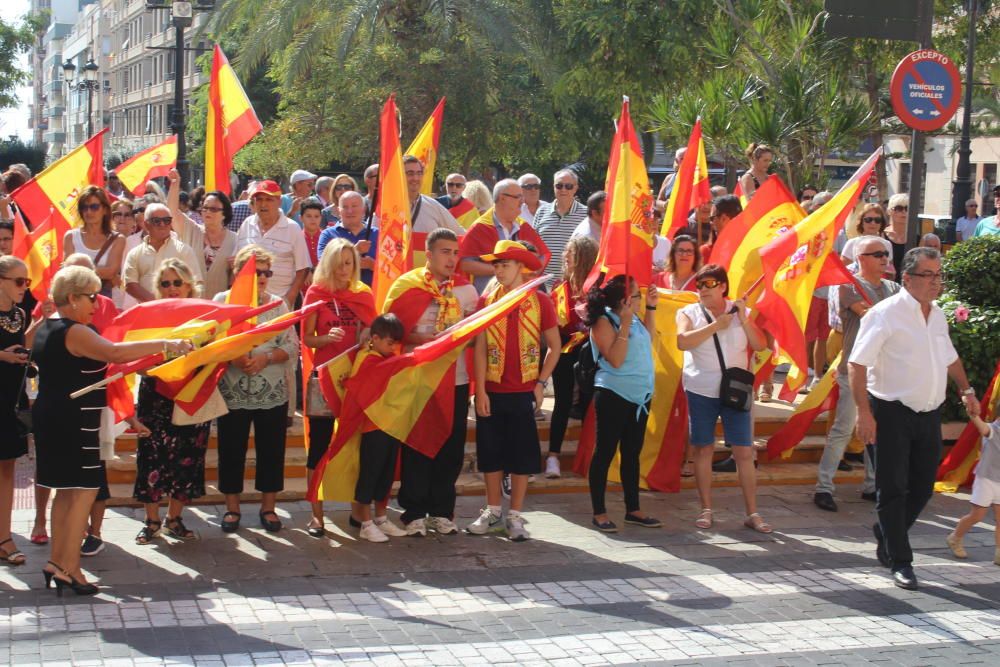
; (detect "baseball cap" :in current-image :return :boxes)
[290,169,318,185]
[248,180,282,198]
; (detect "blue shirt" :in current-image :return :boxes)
[317,223,379,286]
[593,309,654,411]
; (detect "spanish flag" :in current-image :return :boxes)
[552,281,586,353]
[404,97,446,195]
[936,360,1000,492]
[204,45,262,194]
[9,129,106,230]
[660,119,711,239]
[373,94,413,310]
[12,210,71,302]
[316,345,359,418]
[448,198,479,228]
[766,352,842,461]
[587,97,657,289]
[115,135,178,197]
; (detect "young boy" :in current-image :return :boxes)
[946,410,1000,565]
[468,240,561,541]
[300,198,326,270]
[352,313,408,543]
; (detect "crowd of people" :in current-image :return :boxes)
[0,143,997,598]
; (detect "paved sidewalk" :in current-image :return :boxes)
[1,484,998,665]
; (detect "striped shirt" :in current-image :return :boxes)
[531,199,587,281]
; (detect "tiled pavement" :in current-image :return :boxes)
[2,484,999,666]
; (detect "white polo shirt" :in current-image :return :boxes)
[121,232,203,297]
[849,288,959,413]
[411,195,466,235]
[236,212,312,299]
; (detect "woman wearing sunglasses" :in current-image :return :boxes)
[885,194,909,281]
[213,245,298,534]
[321,174,359,223]
[132,259,211,545]
[677,264,770,533]
[34,265,191,595]
[64,186,125,298]
[841,204,892,265]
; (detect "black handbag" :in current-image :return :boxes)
[701,307,755,412]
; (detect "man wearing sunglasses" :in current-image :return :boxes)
[814,236,899,514]
[435,173,478,229]
[532,169,588,282]
[516,174,548,226]
[849,247,979,591]
[954,198,980,242]
[121,203,203,303]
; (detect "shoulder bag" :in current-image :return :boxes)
[701,306,755,412]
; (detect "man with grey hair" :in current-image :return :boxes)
[850,246,979,590]
[532,169,587,281]
[954,198,980,242]
[122,202,203,302]
[315,176,335,207]
[317,190,377,285]
[458,178,549,292]
[517,173,548,225]
[919,233,941,250]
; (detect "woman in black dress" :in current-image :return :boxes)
[33,266,190,595]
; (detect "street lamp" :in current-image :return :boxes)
[62,56,101,138]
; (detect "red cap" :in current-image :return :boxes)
[248,180,282,198]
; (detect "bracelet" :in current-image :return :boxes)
[616,335,628,341]
[646,306,657,311]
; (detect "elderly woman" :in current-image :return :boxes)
[132,258,212,545]
[464,180,494,215]
[321,174,360,223]
[653,234,702,292]
[841,204,891,263]
[213,245,298,533]
[301,238,375,536]
[166,168,238,300]
[586,275,660,532]
[677,264,770,533]
[64,186,126,297]
[885,193,909,281]
[34,266,189,595]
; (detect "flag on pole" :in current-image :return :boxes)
[204,45,263,194]
[115,135,178,196]
[659,119,711,238]
[12,210,71,302]
[766,352,842,461]
[404,97,446,195]
[586,97,657,290]
[936,360,1000,492]
[9,129,106,230]
[373,94,413,310]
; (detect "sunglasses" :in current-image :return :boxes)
[78,292,98,303]
[860,250,890,259]
[159,279,186,288]
[861,216,885,224]
[256,269,274,278]
[199,205,224,213]
[133,208,146,216]
[554,183,576,190]
[334,184,353,191]
[892,205,908,212]
[146,216,172,226]
[521,183,541,190]
[697,279,723,290]
[80,203,103,212]
[446,182,465,188]
[1,276,32,288]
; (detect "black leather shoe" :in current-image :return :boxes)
[844,452,864,463]
[837,460,852,471]
[892,566,918,590]
[873,523,891,568]
[712,456,737,473]
[861,491,877,502]
[813,492,838,512]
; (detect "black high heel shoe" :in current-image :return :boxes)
[42,560,58,589]
[44,561,98,597]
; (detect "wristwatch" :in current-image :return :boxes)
[537,378,549,390]
[961,387,975,397]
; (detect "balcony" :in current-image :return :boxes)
[43,131,66,144]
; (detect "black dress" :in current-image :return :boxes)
[32,318,107,489]
[0,304,28,460]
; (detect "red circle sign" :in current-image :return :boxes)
[890,50,962,132]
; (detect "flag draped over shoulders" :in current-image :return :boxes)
[448,198,479,228]
[383,267,468,333]
[459,209,550,268]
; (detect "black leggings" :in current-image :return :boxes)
[589,388,648,515]
[548,352,576,454]
[217,404,288,495]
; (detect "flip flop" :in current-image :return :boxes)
[30,531,49,545]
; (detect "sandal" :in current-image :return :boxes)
[0,537,26,566]
[259,510,282,533]
[30,529,49,545]
[744,512,773,534]
[135,519,161,545]
[758,385,773,403]
[163,516,196,540]
[221,512,241,533]
[306,518,325,538]
[681,461,694,478]
[694,509,713,530]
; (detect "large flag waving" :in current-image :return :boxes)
[12,211,71,302]
[936,360,1000,492]
[660,119,711,238]
[205,45,263,194]
[373,94,413,310]
[404,97,446,195]
[586,97,657,290]
[115,135,178,197]
[10,129,106,230]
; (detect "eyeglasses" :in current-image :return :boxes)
[907,271,943,281]
[77,292,98,303]
[861,216,885,224]
[255,269,274,278]
[199,205,224,213]
[334,184,353,191]
[146,216,172,226]
[521,183,541,190]
[859,250,890,259]
[80,203,103,212]
[675,247,695,255]
[446,182,466,188]
[0,276,32,288]
[892,205,908,212]
[554,183,576,190]
[697,279,723,290]
[500,192,523,201]
[133,208,146,216]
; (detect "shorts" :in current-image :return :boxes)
[476,392,541,475]
[969,476,1000,508]
[686,390,753,447]
[354,429,401,505]
[805,295,832,343]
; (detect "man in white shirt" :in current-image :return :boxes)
[403,155,466,235]
[236,180,312,307]
[571,190,605,241]
[954,199,980,242]
[122,203,203,302]
[517,173,547,225]
[849,247,980,591]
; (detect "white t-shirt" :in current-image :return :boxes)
[956,215,981,241]
[412,195,466,235]
[412,282,478,384]
[678,300,751,399]
[236,213,312,300]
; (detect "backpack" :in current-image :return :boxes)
[573,313,618,394]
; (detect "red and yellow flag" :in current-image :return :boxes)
[448,198,479,228]
[12,210,71,302]
[404,97,446,195]
[766,352,842,461]
[10,129,106,230]
[373,94,413,310]
[204,45,262,194]
[936,360,1000,492]
[587,97,656,289]
[116,135,178,197]
[660,119,711,238]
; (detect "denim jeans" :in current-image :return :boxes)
[815,373,875,496]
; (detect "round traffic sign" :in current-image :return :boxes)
[890,50,962,132]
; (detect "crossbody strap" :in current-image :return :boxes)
[93,232,121,267]
[593,312,620,364]
[700,306,728,373]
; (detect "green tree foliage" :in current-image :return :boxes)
[0,12,46,112]
[0,138,46,174]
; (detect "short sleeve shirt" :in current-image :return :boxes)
[976,422,1000,483]
[122,233,204,296]
[678,301,751,399]
[837,277,899,374]
[236,213,312,299]
[477,291,557,393]
[532,200,587,281]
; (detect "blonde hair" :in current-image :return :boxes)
[62,253,96,270]
[332,173,359,204]
[313,238,361,288]
[888,193,909,211]
[562,236,599,295]
[51,265,101,306]
[155,258,201,298]
[745,142,774,162]
[233,244,275,274]
[464,180,493,213]
[0,255,26,278]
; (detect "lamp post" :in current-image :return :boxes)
[62,56,101,140]
[949,0,978,244]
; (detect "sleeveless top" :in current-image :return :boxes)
[592,309,654,412]
[69,228,113,267]
[33,318,107,414]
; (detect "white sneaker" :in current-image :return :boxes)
[427,516,458,535]
[545,456,561,479]
[375,518,407,537]
[506,514,529,542]
[405,517,428,536]
[359,522,388,543]
[466,507,503,535]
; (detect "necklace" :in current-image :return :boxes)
[0,305,24,334]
